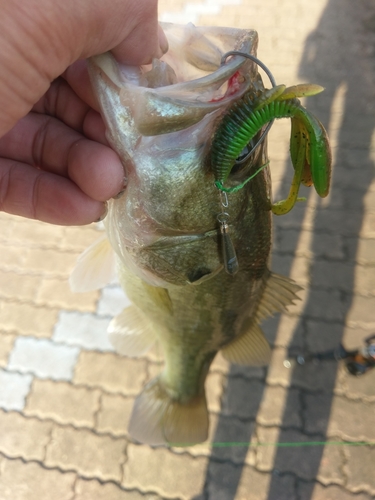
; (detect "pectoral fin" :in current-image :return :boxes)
[108,306,155,357]
[221,323,271,366]
[69,236,116,292]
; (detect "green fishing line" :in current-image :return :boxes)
[170,440,375,448]
[215,160,270,193]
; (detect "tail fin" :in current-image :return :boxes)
[128,378,208,446]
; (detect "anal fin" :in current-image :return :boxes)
[221,323,271,366]
[108,306,155,357]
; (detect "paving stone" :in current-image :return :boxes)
[304,289,350,322]
[4,217,65,248]
[206,460,297,500]
[59,225,104,252]
[123,445,208,499]
[209,352,230,374]
[276,228,345,260]
[316,443,346,486]
[45,425,127,481]
[341,324,375,351]
[337,364,375,402]
[256,386,302,428]
[23,248,79,277]
[266,347,294,388]
[0,410,52,460]
[272,255,310,288]
[345,446,375,495]
[36,277,99,312]
[221,377,265,420]
[193,413,258,466]
[0,334,15,368]
[74,351,147,395]
[313,210,367,237]
[0,242,28,270]
[305,319,346,353]
[95,393,135,437]
[311,261,356,292]
[256,427,328,481]
[228,363,267,380]
[0,457,76,500]
[303,393,375,441]
[74,478,162,500]
[25,379,101,428]
[360,213,375,239]
[0,302,58,337]
[8,337,80,381]
[346,295,375,329]
[263,314,304,350]
[0,270,41,302]
[353,265,375,296]
[0,369,32,411]
[297,482,372,500]
[349,237,375,265]
[97,285,131,317]
[53,311,114,351]
[205,372,224,413]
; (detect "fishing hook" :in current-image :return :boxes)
[220,51,277,165]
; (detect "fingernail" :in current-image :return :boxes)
[158,24,169,55]
[113,177,127,199]
[113,189,125,199]
[96,201,108,222]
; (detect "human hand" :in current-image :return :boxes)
[0,0,168,225]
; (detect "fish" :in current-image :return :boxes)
[70,23,303,446]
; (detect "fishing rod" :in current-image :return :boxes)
[288,334,375,376]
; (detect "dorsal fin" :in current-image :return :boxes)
[69,236,116,292]
[255,272,302,323]
[108,306,155,357]
[221,323,271,366]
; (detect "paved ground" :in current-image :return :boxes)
[1,0,375,499]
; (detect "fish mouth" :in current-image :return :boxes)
[89,24,260,137]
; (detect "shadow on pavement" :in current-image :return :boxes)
[195,0,375,498]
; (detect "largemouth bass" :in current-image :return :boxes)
[71,23,302,445]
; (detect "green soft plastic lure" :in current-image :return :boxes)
[211,82,332,215]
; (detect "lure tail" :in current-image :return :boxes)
[211,80,332,215]
[129,377,209,446]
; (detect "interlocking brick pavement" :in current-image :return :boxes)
[1,0,375,499]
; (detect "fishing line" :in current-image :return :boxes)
[171,440,375,448]
[214,160,270,193]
